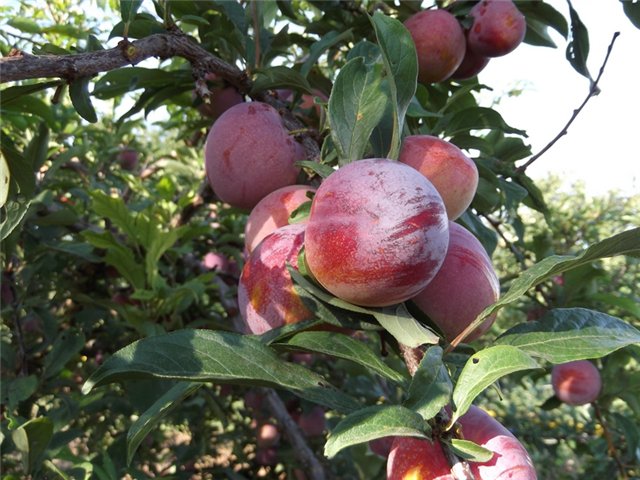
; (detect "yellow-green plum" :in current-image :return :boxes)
[237,223,311,334]
[467,0,526,58]
[304,159,449,307]
[552,360,602,406]
[399,135,478,220]
[387,406,536,479]
[204,102,304,210]
[244,185,316,254]
[411,222,499,343]
[404,10,466,84]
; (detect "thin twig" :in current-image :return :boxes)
[516,32,620,173]
[260,388,329,480]
[594,402,628,480]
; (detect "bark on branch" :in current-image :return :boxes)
[0,31,250,92]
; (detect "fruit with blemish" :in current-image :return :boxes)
[467,0,526,58]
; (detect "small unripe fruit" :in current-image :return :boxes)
[552,360,602,406]
[204,102,304,209]
[399,135,478,220]
[244,184,316,254]
[117,148,138,171]
[256,422,280,448]
[305,159,449,307]
[467,0,526,58]
[404,10,466,83]
[411,222,499,343]
[238,223,311,334]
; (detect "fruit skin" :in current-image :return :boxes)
[411,222,499,343]
[387,406,537,480]
[117,148,138,171]
[256,422,281,448]
[552,360,602,406]
[197,85,243,119]
[370,436,396,458]
[237,223,312,334]
[305,159,449,307]
[404,10,466,84]
[399,135,478,220]
[244,184,316,254]
[450,48,490,80]
[467,0,526,58]
[204,102,304,210]
[295,405,326,437]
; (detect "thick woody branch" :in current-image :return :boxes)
[0,32,250,92]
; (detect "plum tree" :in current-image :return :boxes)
[244,184,316,254]
[387,406,536,479]
[204,102,305,209]
[552,360,602,406]
[237,223,311,334]
[404,9,466,83]
[467,0,527,58]
[411,222,499,343]
[398,135,479,220]
[304,159,449,307]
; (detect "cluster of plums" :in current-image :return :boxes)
[199,2,600,477]
[405,0,527,83]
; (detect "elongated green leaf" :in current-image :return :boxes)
[373,303,440,348]
[11,417,53,473]
[0,152,9,207]
[565,1,592,80]
[0,81,61,105]
[301,29,353,78]
[127,382,202,465]
[0,198,32,241]
[439,107,527,137]
[250,66,313,96]
[324,405,428,458]
[450,346,540,426]
[145,228,185,286]
[120,0,144,37]
[275,331,408,385]
[328,57,388,164]
[69,77,98,123]
[622,0,640,29]
[90,190,155,248]
[370,12,417,159]
[448,439,494,463]
[458,228,640,343]
[295,160,334,179]
[82,329,359,413]
[83,231,145,289]
[25,122,50,170]
[43,330,86,379]
[2,95,57,127]
[404,346,452,420]
[93,68,184,99]
[495,308,640,364]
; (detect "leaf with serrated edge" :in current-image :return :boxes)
[324,405,428,458]
[448,439,494,463]
[82,329,359,413]
[275,331,408,386]
[404,346,452,420]
[495,308,640,363]
[127,382,202,465]
[450,346,540,427]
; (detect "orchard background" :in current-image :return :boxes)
[1,1,639,479]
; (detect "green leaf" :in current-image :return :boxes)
[109,16,166,39]
[250,66,313,96]
[439,107,527,137]
[7,17,42,34]
[127,382,202,465]
[288,200,312,224]
[120,0,144,37]
[295,160,334,178]
[275,331,408,386]
[93,68,185,99]
[1,136,35,198]
[43,330,86,379]
[448,439,494,463]
[301,29,353,78]
[2,95,57,128]
[83,231,146,289]
[328,57,388,164]
[90,190,151,247]
[82,329,359,413]
[324,405,428,458]
[11,417,53,473]
[495,308,640,364]
[69,77,98,123]
[622,0,640,29]
[373,303,440,348]
[518,1,568,38]
[145,228,185,286]
[460,228,640,342]
[404,346,452,420]
[0,198,32,241]
[6,375,39,410]
[24,122,50,171]
[565,1,592,81]
[450,346,540,426]
[370,12,418,159]
[0,81,62,105]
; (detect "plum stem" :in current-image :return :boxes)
[516,32,620,174]
[594,401,629,480]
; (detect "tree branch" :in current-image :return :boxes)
[516,32,620,174]
[260,388,329,480]
[0,31,250,92]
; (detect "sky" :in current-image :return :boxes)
[475,0,640,197]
